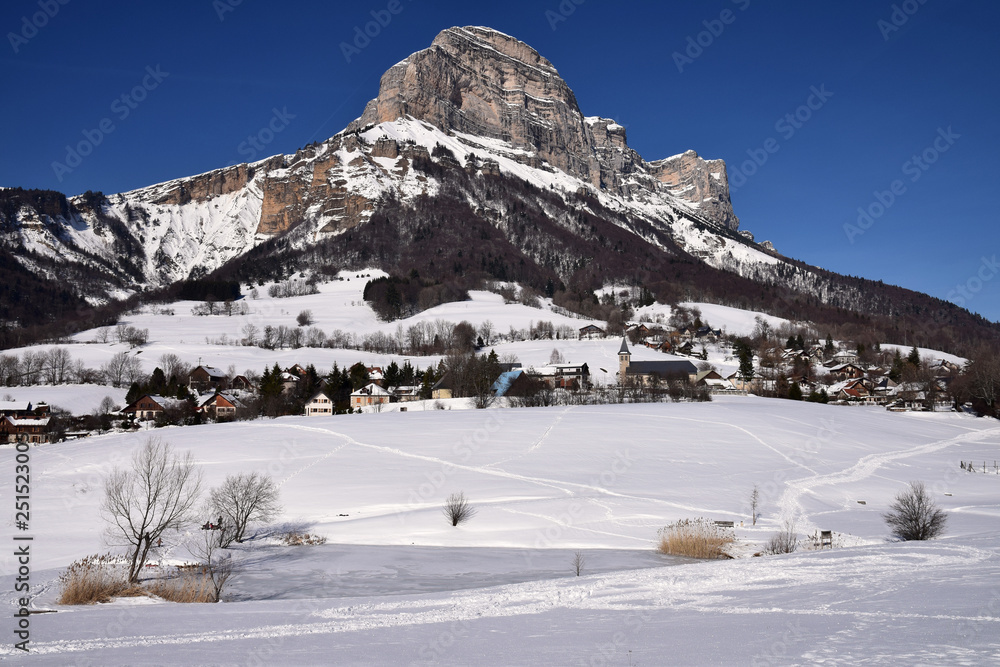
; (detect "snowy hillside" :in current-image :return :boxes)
[2,399,1000,663]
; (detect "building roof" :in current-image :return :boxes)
[306,391,332,403]
[618,338,630,355]
[491,370,524,397]
[193,365,227,379]
[0,401,32,413]
[351,383,390,397]
[199,393,245,409]
[626,360,698,377]
[5,417,49,427]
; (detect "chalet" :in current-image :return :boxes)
[123,395,185,421]
[532,363,590,391]
[351,383,391,409]
[694,327,722,341]
[232,375,256,392]
[674,341,695,357]
[197,393,246,420]
[578,324,605,340]
[287,364,308,378]
[835,379,878,404]
[831,350,859,365]
[727,372,752,392]
[625,323,650,339]
[304,391,334,416]
[0,401,46,419]
[617,338,697,385]
[0,416,50,443]
[431,374,456,400]
[931,359,961,376]
[279,372,299,395]
[391,385,422,402]
[189,366,228,393]
[826,363,865,381]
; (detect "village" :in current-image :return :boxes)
[0,317,969,445]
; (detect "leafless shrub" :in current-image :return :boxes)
[657,519,734,559]
[281,531,327,546]
[189,530,237,602]
[443,491,477,527]
[883,481,947,541]
[763,520,798,555]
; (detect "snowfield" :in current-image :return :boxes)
[3,398,1000,664]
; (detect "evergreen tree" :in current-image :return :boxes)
[788,382,803,401]
[384,361,401,388]
[824,334,835,356]
[907,345,921,367]
[889,350,905,382]
[795,334,805,350]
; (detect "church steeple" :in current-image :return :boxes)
[618,337,631,377]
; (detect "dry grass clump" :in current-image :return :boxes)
[281,531,326,546]
[145,566,216,603]
[58,554,142,605]
[657,519,735,559]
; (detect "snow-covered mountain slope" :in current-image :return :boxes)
[3,25,996,358]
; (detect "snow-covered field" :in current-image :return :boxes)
[0,384,127,416]
[3,397,1000,664]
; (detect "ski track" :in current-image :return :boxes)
[262,422,722,517]
[590,409,819,475]
[484,406,573,468]
[12,546,996,657]
[777,425,1000,531]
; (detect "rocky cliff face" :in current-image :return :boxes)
[349,26,738,230]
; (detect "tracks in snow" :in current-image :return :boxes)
[777,425,1000,531]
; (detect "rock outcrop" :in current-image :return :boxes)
[348,26,738,230]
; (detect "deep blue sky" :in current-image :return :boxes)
[3,0,998,320]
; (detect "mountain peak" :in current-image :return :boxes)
[348,26,737,229]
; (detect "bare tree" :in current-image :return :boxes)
[97,395,118,415]
[479,320,495,347]
[241,322,259,347]
[209,472,282,546]
[44,347,73,384]
[443,491,477,527]
[158,353,184,382]
[296,310,314,327]
[102,351,133,388]
[883,481,947,541]
[101,438,203,583]
[572,551,586,576]
[749,485,760,526]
